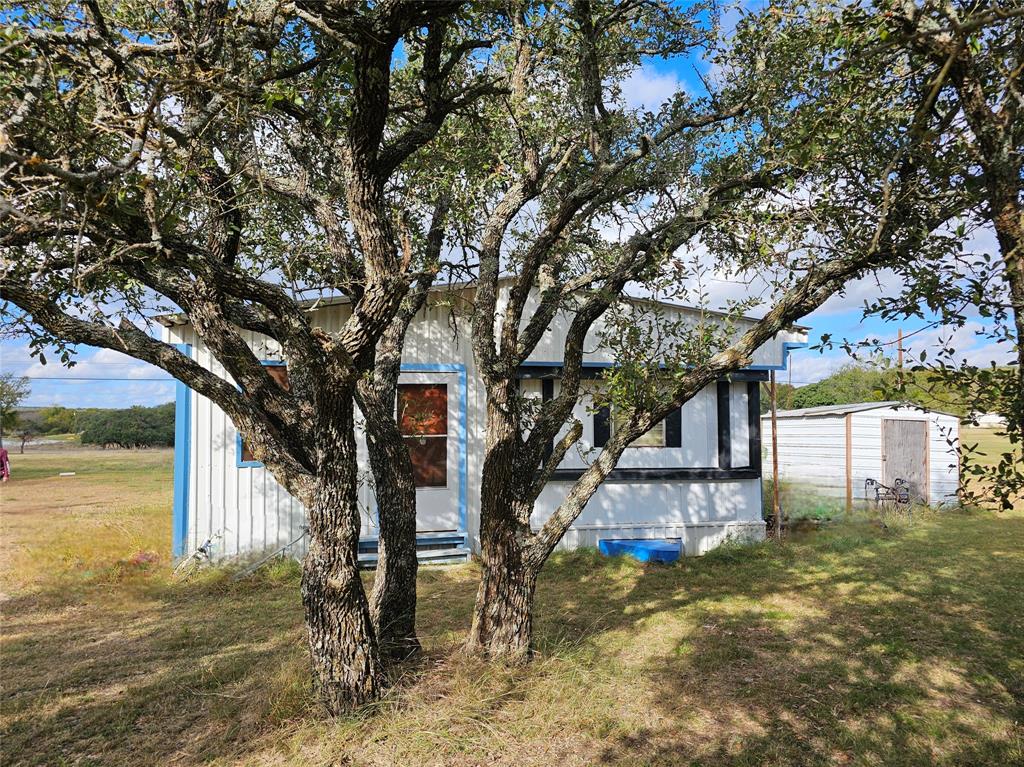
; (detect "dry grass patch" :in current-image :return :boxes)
[0,449,173,590]
[1,451,1022,766]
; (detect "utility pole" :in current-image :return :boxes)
[897,328,904,369]
[770,370,781,539]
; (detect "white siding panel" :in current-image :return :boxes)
[520,288,805,370]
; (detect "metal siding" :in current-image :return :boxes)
[178,292,789,559]
[762,415,848,497]
[763,405,960,505]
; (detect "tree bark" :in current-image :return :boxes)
[362,393,421,661]
[466,385,538,659]
[990,191,1024,437]
[467,517,538,660]
[300,388,384,713]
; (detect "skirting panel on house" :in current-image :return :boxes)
[551,521,766,556]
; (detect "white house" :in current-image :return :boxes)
[762,402,960,509]
[159,282,808,564]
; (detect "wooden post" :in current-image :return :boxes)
[897,328,904,369]
[770,371,781,539]
[845,413,853,512]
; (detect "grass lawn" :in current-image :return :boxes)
[1,451,1022,766]
[961,427,1014,468]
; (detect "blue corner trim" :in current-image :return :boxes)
[400,363,469,534]
[236,359,287,468]
[172,344,193,558]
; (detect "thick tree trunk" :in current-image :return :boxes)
[467,513,538,659]
[466,387,538,659]
[363,400,421,661]
[301,392,384,714]
[989,192,1024,437]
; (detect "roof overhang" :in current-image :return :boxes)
[152,276,812,333]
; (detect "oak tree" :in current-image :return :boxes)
[1,0,499,711]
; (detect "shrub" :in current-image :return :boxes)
[80,403,175,448]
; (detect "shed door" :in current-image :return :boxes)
[882,419,929,503]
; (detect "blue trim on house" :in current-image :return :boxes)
[172,344,193,558]
[235,359,287,468]
[400,363,469,534]
[522,360,615,368]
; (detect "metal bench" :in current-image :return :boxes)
[865,478,910,507]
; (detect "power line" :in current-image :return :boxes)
[19,376,172,382]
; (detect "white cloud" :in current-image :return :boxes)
[785,320,1015,385]
[785,349,847,385]
[0,342,173,408]
[900,322,1016,368]
[18,346,165,381]
[620,65,686,111]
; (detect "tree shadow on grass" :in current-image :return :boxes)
[559,514,1024,766]
[0,560,488,767]
[1,513,1021,766]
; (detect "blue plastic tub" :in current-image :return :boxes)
[598,538,682,563]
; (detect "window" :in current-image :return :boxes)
[239,363,289,464]
[398,383,448,487]
[612,406,665,448]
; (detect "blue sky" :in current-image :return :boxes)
[618,41,1013,387]
[1,2,1013,407]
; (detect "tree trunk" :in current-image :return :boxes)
[363,398,421,661]
[466,387,538,659]
[301,392,385,714]
[989,192,1024,437]
[467,512,538,659]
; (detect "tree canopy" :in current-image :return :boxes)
[2,0,1020,708]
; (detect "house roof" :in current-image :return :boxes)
[152,276,812,332]
[764,401,959,419]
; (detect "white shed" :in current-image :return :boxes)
[761,402,960,508]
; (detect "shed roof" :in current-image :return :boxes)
[764,401,959,419]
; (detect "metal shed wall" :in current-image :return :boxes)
[762,405,960,507]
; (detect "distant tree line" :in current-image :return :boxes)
[20,403,176,449]
[761,363,984,416]
[79,404,175,449]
